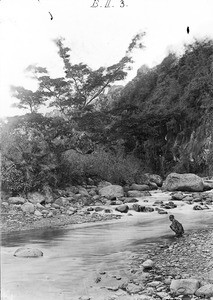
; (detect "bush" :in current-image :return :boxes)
[61,148,142,185]
[1,159,27,195]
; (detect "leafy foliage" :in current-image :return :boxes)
[11,86,45,113]
[61,148,142,185]
[108,39,213,175]
[2,37,213,196]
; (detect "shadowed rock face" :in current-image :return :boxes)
[163,173,204,192]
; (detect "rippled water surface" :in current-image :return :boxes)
[2,199,213,300]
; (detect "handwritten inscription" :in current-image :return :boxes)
[91,0,127,8]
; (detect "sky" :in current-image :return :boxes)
[0,0,213,118]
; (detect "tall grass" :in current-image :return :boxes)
[62,148,142,185]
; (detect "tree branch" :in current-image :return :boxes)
[84,65,123,108]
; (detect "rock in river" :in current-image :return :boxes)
[193,205,203,210]
[99,185,124,198]
[142,259,154,269]
[115,204,129,213]
[171,192,185,200]
[14,247,43,257]
[163,173,204,192]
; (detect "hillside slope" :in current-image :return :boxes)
[109,39,213,176]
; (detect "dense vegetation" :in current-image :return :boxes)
[111,39,213,175]
[1,36,213,196]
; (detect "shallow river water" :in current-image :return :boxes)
[2,193,213,300]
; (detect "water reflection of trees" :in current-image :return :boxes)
[1,228,67,247]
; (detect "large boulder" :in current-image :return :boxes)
[99,185,124,198]
[8,197,26,205]
[14,247,43,257]
[170,279,200,295]
[27,192,45,204]
[21,202,35,214]
[127,190,151,197]
[163,173,204,192]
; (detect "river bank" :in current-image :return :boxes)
[1,207,122,234]
[2,188,213,234]
[84,227,213,300]
[2,189,213,299]
[2,214,213,300]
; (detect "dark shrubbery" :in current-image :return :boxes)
[61,148,143,185]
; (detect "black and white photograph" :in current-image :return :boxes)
[1,0,213,299]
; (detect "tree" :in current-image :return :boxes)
[10,86,45,113]
[13,32,145,117]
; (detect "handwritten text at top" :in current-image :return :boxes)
[91,0,127,8]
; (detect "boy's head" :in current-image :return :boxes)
[169,215,174,221]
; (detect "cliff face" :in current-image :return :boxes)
[110,39,213,176]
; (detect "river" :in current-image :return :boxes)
[1,193,213,300]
